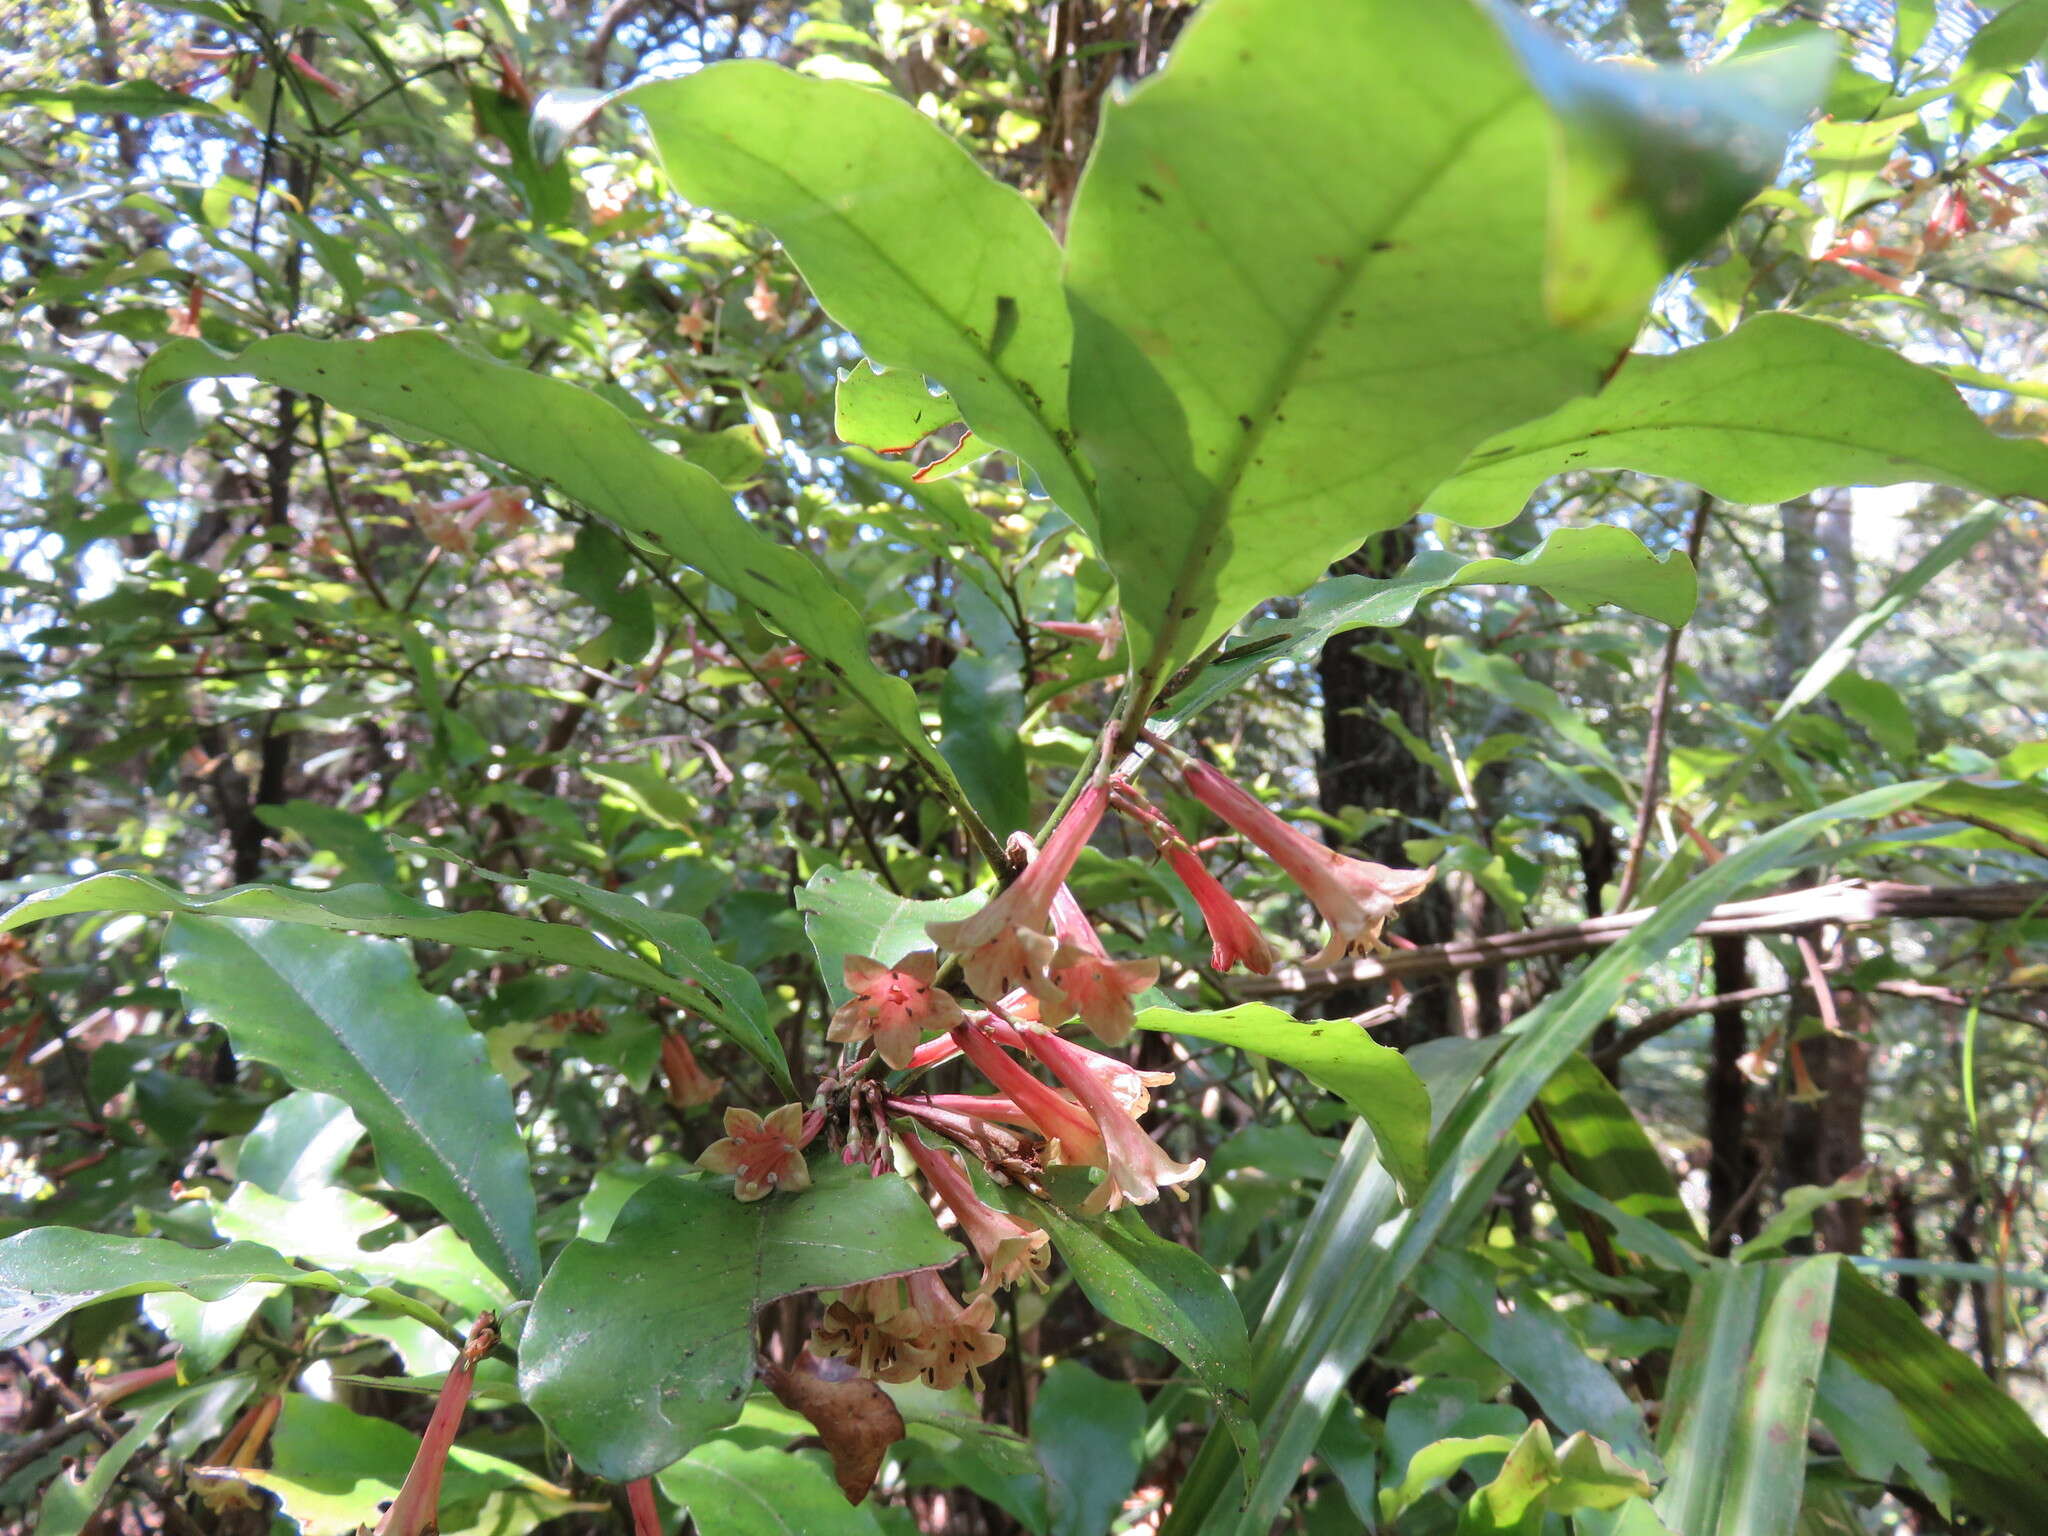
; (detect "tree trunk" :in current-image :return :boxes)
[1316,535,1457,1045]
[1706,936,1759,1253]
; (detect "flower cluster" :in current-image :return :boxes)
[712,747,1431,1396]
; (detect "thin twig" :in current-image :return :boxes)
[1615,497,1713,909]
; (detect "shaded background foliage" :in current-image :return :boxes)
[2,0,2047,1533]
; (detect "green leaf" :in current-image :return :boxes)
[229,1395,586,1536]
[1825,672,1918,759]
[939,652,1032,838]
[254,801,397,886]
[1812,1356,1951,1516]
[1065,0,1811,696]
[1425,315,2048,528]
[1952,0,2048,126]
[1158,527,1697,726]
[1167,778,1936,1536]
[136,333,972,834]
[1136,1003,1431,1203]
[162,916,539,1297]
[1033,1362,1146,1536]
[1714,1257,1840,1536]
[0,871,787,1085]
[37,1382,219,1536]
[520,872,786,1092]
[0,1229,447,1346]
[1737,1169,1873,1264]
[212,1184,510,1316]
[1830,1269,2048,1529]
[518,1162,958,1481]
[1380,1434,1521,1524]
[1654,1261,1765,1534]
[617,64,1094,527]
[0,82,221,117]
[835,361,959,454]
[657,1441,887,1536]
[1458,1423,1653,1535]
[796,866,981,1009]
[1518,1055,1704,1257]
[237,1090,365,1200]
[1494,11,1832,332]
[1018,1170,1255,1470]
[1413,1252,1659,1475]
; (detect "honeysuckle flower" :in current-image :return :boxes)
[1121,792,1277,974]
[1040,885,1160,1047]
[913,1019,1173,1115]
[659,1031,724,1109]
[828,952,965,1069]
[927,784,1108,1003]
[901,1134,1051,1294]
[902,1269,1006,1391]
[1023,1028,1205,1213]
[373,1313,498,1536]
[950,1024,1109,1172]
[696,1104,815,1201]
[811,1279,933,1384]
[1181,759,1434,965]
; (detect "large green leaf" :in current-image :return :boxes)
[1018,1170,1255,1469]
[1165,779,1936,1535]
[1157,526,1696,727]
[796,866,980,1009]
[657,1441,886,1536]
[1424,314,2048,527]
[162,916,539,1296]
[1518,1055,1703,1251]
[1713,1257,1840,1536]
[1033,1362,1147,1536]
[135,334,972,831]
[36,1382,220,1536]
[1654,1262,1766,1535]
[518,1162,958,1481]
[0,1229,447,1346]
[0,870,788,1085]
[617,64,1094,528]
[1137,1004,1431,1203]
[1413,1251,1658,1474]
[1830,1269,2048,1529]
[1063,0,1815,699]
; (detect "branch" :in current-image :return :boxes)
[1236,881,2048,1000]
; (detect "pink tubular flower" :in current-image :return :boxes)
[659,1032,724,1109]
[626,1479,661,1536]
[810,1279,933,1384]
[900,1134,1050,1294]
[950,1024,1108,1171]
[915,1019,1173,1116]
[374,1314,497,1536]
[1038,885,1160,1047]
[696,1104,816,1201]
[1023,1029,1204,1214]
[1127,801,1276,974]
[828,952,964,1069]
[1182,759,1433,966]
[927,785,1107,1003]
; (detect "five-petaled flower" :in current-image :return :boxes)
[927,784,1107,1003]
[902,1269,1006,1390]
[901,1133,1050,1294]
[1182,759,1433,965]
[829,951,965,1069]
[1039,884,1160,1046]
[810,1279,932,1383]
[1022,1027,1204,1213]
[697,1103,816,1201]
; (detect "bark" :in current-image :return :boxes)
[1706,935,1759,1254]
[1316,536,1458,1045]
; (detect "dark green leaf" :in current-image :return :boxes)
[162,916,539,1296]
[519,1163,959,1480]
[1033,1361,1146,1536]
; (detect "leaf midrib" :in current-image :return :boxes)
[1135,86,1528,688]
[233,929,528,1290]
[669,117,1097,527]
